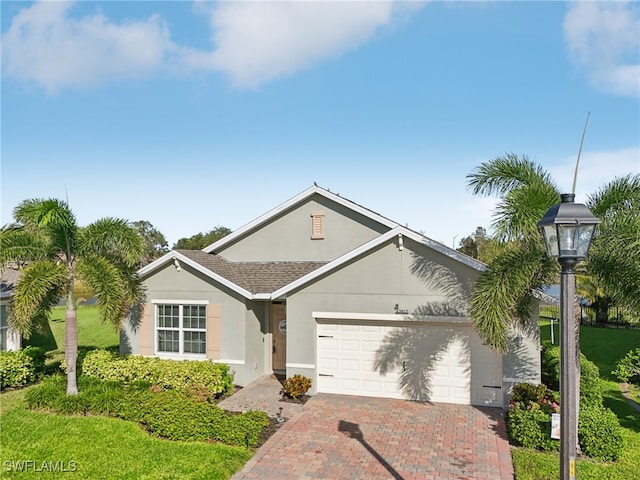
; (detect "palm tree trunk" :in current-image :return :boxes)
[65,292,78,395]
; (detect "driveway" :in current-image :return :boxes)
[231,392,514,480]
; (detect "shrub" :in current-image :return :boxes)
[578,405,624,461]
[580,355,603,407]
[507,406,559,451]
[280,374,312,399]
[612,348,640,385]
[22,346,47,375]
[0,349,42,389]
[26,375,269,447]
[116,388,269,446]
[81,349,233,398]
[541,345,602,406]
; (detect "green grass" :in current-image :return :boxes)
[24,305,119,367]
[2,308,253,479]
[1,388,252,479]
[512,324,640,480]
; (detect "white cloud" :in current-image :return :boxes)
[1,1,178,93]
[547,146,640,202]
[186,1,415,88]
[1,1,422,92]
[564,1,640,98]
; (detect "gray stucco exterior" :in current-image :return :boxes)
[122,185,540,406]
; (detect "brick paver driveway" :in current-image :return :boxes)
[233,393,514,480]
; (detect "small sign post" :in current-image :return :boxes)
[551,413,560,440]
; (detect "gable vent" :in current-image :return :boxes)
[311,212,325,239]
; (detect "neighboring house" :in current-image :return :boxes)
[0,269,22,351]
[122,185,540,407]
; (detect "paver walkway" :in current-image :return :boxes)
[229,377,514,480]
[218,375,304,419]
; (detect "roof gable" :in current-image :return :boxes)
[202,184,399,254]
[138,186,485,300]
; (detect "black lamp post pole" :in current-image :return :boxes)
[559,257,578,480]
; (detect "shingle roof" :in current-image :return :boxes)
[175,250,327,294]
[0,269,20,297]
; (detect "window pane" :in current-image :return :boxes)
[0,328,6,351]
[183,305,206,330]
[157,330,179,353]
[183,331,206,354]
[0,305,8,328]
[158,305,179,328]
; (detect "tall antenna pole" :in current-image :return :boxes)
[572,112,590,194]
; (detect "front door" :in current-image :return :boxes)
[270,303,286,372]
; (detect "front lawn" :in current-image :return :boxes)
[24,305,119,368]
[1,306,254,479]
[1,387,252,479]
[512,324,640,480]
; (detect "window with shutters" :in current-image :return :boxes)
[155,303,207,356]
[311,212,325,239]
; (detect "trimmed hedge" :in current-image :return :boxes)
[509,344,626,460]
[26,375,269,447]
[80,349,234,399]
[508,406,559,451]
[0,346,47,389]
[579,404,625,461]
[541,345,602,407]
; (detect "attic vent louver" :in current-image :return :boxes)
[311,212,325,239]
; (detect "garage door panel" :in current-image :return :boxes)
[317,320,501,406]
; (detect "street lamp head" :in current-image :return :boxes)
[538,193,600,261]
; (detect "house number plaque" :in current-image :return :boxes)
[279,320,287,335]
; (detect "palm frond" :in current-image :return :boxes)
[10,261,68,336]
[493,181,559,241]
[587,174,640,217]
[76,256,128,328]
[13,198,78,261]
[470,240,557,352]
[0,225,52,267]
[466,153,558,197]
[80,218,144,268]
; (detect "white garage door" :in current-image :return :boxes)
[316,320,502,406]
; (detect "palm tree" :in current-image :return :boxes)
[0,199,143,395]
[466,154,640,352]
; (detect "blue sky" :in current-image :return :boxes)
[2,1,639,248]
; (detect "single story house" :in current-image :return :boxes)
[1,269,22,351]
[122,185,540,407]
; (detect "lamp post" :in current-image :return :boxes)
[538,193,600,480]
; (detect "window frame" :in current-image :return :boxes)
[152,300,208,359]
[0,304,8,352]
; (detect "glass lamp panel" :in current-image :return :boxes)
[558,225,578,257]
[576,225,596,257]
[541,225,559,257]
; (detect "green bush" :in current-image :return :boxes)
[578,404,625,461]
[540,345,602,406]
[612,347,640,384]
[541,345,560,390]
[507,406,559,451]
[0,348,45,389]
[280,374,312,399]
[26,376,268,447]
[579,355,603,407]
[22,346,47,375]
[116,388,268,446]
[81,349,233,398]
